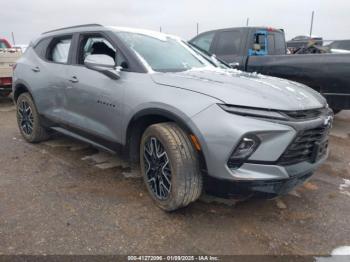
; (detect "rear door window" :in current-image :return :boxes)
[215,30,242,55]
[267,34,275,54]
[274,33,286,54]
[47,37,72,64]
[266,33,286,55]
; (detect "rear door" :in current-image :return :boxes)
[29,35,73,122]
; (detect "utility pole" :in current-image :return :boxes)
[160,26,162,32]
[309,11,314,37]
[196,22,199,36]
[11,32,16,46]
[246,17,249,27]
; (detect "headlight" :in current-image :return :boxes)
[228,134,260,169]
[219,104,288,120]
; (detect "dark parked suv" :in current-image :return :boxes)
[13,24,332,211]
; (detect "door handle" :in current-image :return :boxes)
[32,66,40,72]
[69,76,79,83]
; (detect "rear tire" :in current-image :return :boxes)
[140,122,202,211]
[16,93,50,143]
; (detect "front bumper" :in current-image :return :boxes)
[203,153,327,199]
[204,171,314,199]
[189,104,331,198]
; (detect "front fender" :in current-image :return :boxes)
[122,101,212,144]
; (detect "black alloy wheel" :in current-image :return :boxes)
[18,100,34,135]
[143,137,172,200]
[16,93,50,143]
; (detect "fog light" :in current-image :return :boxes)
[228,134,260,169]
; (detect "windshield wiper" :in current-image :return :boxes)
[187,43,231,68]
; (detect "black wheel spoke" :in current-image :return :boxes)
[143,155,151,174]
[17,100,34,136]
[18,109,24,117]
[144,136,172,200]
[162,172,171,187]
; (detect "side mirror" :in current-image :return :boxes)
[84,54,120,80]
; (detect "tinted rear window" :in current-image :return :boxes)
[267,33,286,55]
[274,33,286,54]
[215,30,242,55]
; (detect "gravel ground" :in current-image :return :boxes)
[0,97,349,256]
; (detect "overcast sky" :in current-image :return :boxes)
[1,0,349,45]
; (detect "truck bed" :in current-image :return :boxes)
[246,53,350,110]
[0,49,21,77]
[0,48,22,96]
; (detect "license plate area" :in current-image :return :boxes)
[311,139,328,163]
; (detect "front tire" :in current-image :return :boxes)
[140,123,202,211]
[16,93,50,143]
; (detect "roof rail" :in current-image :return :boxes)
[42,24,103,34]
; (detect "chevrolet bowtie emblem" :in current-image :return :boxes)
[324,115,333,127]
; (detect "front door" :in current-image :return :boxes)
[63,33,126,145]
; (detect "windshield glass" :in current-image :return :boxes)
[116,32,213,72]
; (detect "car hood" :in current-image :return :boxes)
[151,68,326,111]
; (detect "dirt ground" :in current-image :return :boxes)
[0,97,349,256]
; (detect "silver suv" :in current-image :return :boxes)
[13,24,333,211]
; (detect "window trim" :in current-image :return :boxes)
[45,34,74,65]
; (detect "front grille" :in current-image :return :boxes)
[278,125,330,166]
[283,108,324,120]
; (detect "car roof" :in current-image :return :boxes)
[32,24,104,45]
[191,27,284,40]
[33,24,180,45]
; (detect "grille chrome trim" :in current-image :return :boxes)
[281,108,325,120]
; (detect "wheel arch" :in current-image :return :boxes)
[13,81,33,103]
[124,108,208,172]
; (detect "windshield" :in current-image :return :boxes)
[116,32,213,72]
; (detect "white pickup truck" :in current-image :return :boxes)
[0,38,22,97]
